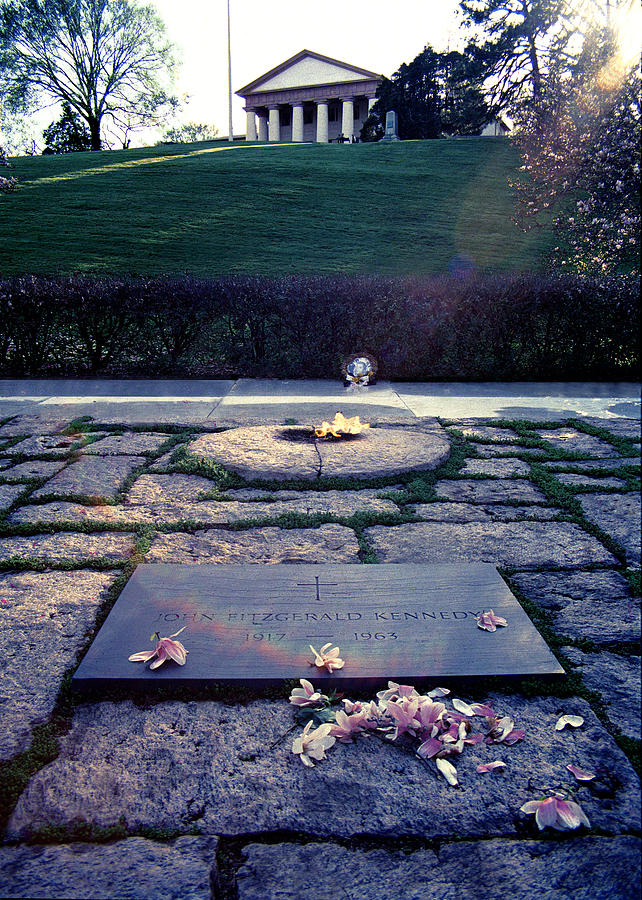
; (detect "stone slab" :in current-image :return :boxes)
[10,492,400,526]
[36,401,220,424]
[535,428,618,457]
[0,571,117,759]
[543,457,640,471]
[31,455,147,499]
[0,460,66,481]
[450,425,520,442]
[563,647,641,741]
[5,434,79,456]
[579,417,641,439]
[0,483,28,510]
[556,474,627,489]
[236,837,642,900]
[0,532,136,563]
[434,479,547,504]
[73,563,563,690]
[188,425,450,481]
[578,492,641,565]
[85,432,172,455]
[8,694,639,839]
[411,503,562,523]
[0,417,71,436]
[126,473,218,503]
[145,525,362,564]
[0,836,217,900]
[460,458,532,476]
[365,522,617,569]
[468,443,547,458]
[510,572,640,645]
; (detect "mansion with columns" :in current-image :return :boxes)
[237,50,383,143]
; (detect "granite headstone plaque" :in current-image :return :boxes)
[73,563,564,690]
[381,109,400,141]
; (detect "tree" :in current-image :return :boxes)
[0,0,177,150]
[361,45,488,141]
[42,101,92,153]
[512,13,640,274]
[458,0,591,117]
[160,121,220,144]
[0,143,17,191]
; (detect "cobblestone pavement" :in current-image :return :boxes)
[0,413,639,899]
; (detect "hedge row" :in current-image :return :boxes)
[0,273,638,379]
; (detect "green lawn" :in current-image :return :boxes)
[0,138,551,276]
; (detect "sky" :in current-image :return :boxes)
[150,0,462,138]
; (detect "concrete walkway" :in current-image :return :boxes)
[0,405,640,899]
[0,378,639,424]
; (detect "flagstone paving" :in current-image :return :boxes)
[0,414,640,899]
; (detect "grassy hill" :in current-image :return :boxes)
[0,138,551,276]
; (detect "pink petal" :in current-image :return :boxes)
[502,728,526,744]
[416,737,442,759]
[566,764,595,781]
[476,761,506,773]
[161,638,187,665]
[149,646,169,669]
[555,799,590,829]
[534,797,558,829]
[471,703,495,717]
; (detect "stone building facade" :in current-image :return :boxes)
[237,50,383,143]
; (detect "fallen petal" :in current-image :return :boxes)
[452,698,475,716]
[436,757,459,786]
[128,650,157,662]
[555,799,590,829]
[476,761,507,773]
[555,715,584,731]
[534,797,559,830]
[566,764,596,781]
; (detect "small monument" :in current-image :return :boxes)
[381,110,400,142]
[73,563,564,691]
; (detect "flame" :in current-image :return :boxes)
[314,413,370,438]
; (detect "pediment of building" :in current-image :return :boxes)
[237,50,382,97]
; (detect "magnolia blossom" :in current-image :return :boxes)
[309,642,345,673]
[292,721,336,767]
[330,710,367,743]
[385,697,421,739]
[476,610,508,632]
[520,794,590,831]
[128,627,188,670]
[289,679,325,708]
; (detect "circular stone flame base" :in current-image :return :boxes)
[188,426,450,481]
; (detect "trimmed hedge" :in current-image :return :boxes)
[0,273,638,379]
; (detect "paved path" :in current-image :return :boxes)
[0,378,639,423]
[0,407,640,899]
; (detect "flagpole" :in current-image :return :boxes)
[227,0,233,141]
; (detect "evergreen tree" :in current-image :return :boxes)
[361,45,488,141]
[42,102,92,153]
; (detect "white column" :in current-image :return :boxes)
[292,103,304,142]
[316,101,328,142]
[257,113,268,141]
[268,107,280,142]
[245,109,257,141]
[342,98,354,140]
